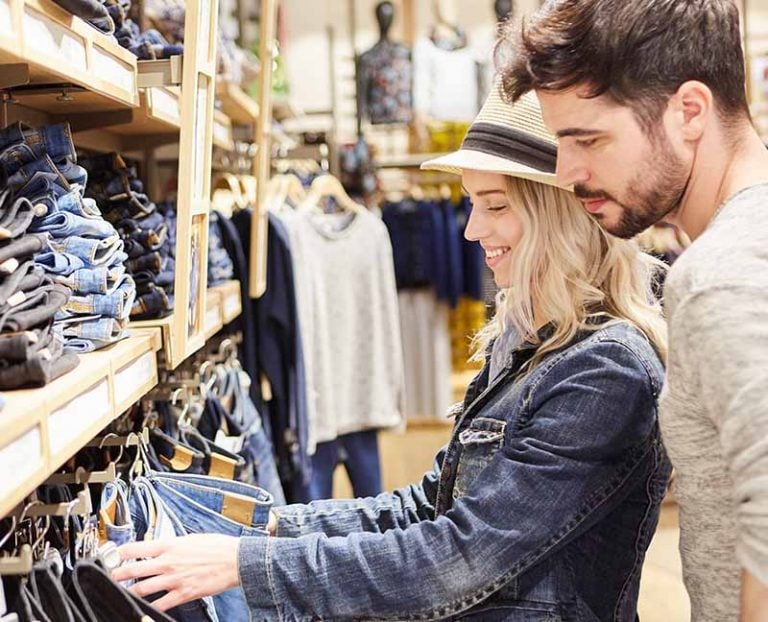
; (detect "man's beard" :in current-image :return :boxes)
[575,133,690,239]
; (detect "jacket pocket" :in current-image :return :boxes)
[453,417,506,499]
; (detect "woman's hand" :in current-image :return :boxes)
[113,534,241,611]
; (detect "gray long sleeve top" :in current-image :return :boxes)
[660,183,768,621]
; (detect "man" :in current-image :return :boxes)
[496,1,768,620]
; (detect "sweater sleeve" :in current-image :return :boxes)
[675,284,768,583]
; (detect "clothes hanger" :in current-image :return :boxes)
[300,174,362,214]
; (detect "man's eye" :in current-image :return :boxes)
[576,138,598,148]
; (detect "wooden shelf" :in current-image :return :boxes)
[210,280,242,324]
[0,0,139,112]
[216,81,259,125]
[132,281,242,368]
[0,328,161,518]
[213,110,234,150]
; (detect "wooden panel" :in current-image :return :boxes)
[250,0,278,299]
[0,0,139,111]
[0,331,160,518]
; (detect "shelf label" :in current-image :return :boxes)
[48,379,110,456]
[224,293,240,320]
[114,352,155,408]
[92,47,135,95]
[23,8,87,72]
[0,427,42,500]
[152,88,180,123]
[205,306,219,335]
[0,0,12,37]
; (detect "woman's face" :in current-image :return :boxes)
[462,169,524,289]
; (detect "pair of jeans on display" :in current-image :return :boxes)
[105,472,272,622]
[106,0,183,60]
[0,121,135,354]
[80,154,175,321]
[3,557,174,622]
[207,212,234,286]
[0,189,78,388]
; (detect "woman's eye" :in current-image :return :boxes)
[487,205,508,212]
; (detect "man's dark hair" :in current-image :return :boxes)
[497,0,750,130]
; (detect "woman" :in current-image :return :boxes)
[115,87,671,621]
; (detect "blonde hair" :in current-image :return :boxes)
[472,177,667,369]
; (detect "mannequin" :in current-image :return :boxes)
[431,0,465,51]
[356,2,413,127]
[494,0,514,23]
[376,0,395,41]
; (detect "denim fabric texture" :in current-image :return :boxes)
[0,191,37,239]
[147,472,271,622]
[0,121,135,354]
[81,153,175,320]
[128,477,219,622]
[238,322,671,621]
[207,211,234,286]
[205,372,287,505]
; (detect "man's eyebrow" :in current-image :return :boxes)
[555,128,603,138]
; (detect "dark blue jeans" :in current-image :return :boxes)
[308,430,382,500]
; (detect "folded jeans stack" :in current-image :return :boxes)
[80,153,176,320]
[104,0,183,60]
[0,121,136,355]
[207,211,234,286]
[0,189,79,389]
[48,0,183,59]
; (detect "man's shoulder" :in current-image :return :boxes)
[666,185,768,303]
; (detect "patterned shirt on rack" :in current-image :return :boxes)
[357,39,413,125]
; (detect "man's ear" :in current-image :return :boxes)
[673,80,714,142]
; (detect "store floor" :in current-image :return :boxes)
[333,423,691,621]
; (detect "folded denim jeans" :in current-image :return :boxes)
[37,250,87,277]
[54,264,126,295]
[7,153,86,192]
[0,321,60,363]
[60,315,126,344]
[59,274,135,320]
[48,234,124,267]
[0,122,77,177]
[131,286,172,320]
[56,190,102,219]
[0,282,69,333]
[15,170,71,216]
[126,251,161,274]
[30,210,117,239]
[0,233,49,273]
[0,348,79,389]
[0,260,40,306]
[0,192,37,240]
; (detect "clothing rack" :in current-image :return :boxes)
[0,0,279,521]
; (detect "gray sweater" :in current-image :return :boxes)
[660,184,768,621]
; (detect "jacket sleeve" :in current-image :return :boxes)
[238,340,660,621]
[274,450,442,538]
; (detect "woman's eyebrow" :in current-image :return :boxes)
[461,186,506,196]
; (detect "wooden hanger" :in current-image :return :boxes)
[300,174,362,214]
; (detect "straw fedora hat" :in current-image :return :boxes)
[421,83,560,188]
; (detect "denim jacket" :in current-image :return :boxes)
[238,322,671,621]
